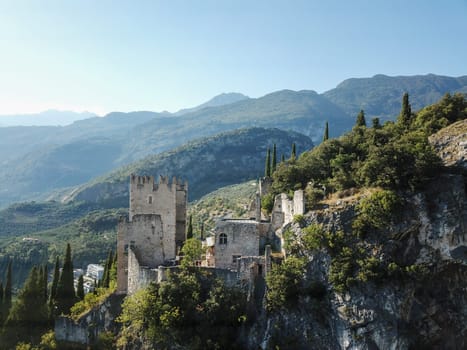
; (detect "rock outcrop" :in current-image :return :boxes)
[243,122,467,350]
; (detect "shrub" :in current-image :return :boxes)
[266,257,306,311]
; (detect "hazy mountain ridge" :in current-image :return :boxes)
[0,110,96,127]
[66,127,313,203]
[323,74,467,120]
[174,92,250,115]
[0,74,465,208]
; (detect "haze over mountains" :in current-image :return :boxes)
[0,73,466,208]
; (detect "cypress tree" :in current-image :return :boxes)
[281,154,285,163]
[356,110,366,127]
[397,92,412,128]
[323,121,329,142]
[186,215,193,240]
[0,281,3,325]
[265,147,271,177]
[43,264,48,303]
[102,250,113,288]
[77,275,85,300]
[3,266,48,346]
[55,243,76,315]
[271,143,277,173]
[291,143,296,160]
[3,261,12,319]
[49,257,59,302]
[372,117,381,129]
[200,223,204,240]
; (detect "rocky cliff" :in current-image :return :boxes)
[244,121,467,349]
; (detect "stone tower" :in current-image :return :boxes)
[117,175,188,293]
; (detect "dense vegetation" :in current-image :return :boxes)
[0,244,117,349]
[271,93,466,204]
[266,92,467,305]
[0,207,124,289]
[118,268,247,350]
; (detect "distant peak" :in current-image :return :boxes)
[175,92,249,116]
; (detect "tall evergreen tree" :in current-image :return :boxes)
[0,281,3,325]
[372,117,381,129]
[271,143,277,173]
[3,260,12,319]
[186,215,193,240]
[42,264,48,303]
[3,266,49,347]
[265,147,271,177]
[102,250,113,288]
[200,223,204,240]
[55,244,76,315]
[397,92,412,128]
[356,110,366,127]
[77,275,85,300]
[323,121,329,142]
[49,257,60,319]
[291,143,296,160]
[281,154,285,163]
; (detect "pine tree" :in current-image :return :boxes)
[3,266,49,346]
[55,243,76,315]
[186,215,193,239]
[323,121,329,142]
[265,147,271,177]
[77,275,85,300]
[356,110,366,127]
[271,143,277,173]
[397,92,412,129]
[291,143,296,160]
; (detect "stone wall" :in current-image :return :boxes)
[127,248,159,295]
[271,190,305,230]
[117,214,166,292]
[55,293,125,347]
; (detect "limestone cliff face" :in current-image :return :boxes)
[244,123,467,350]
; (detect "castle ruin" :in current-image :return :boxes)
[117,175,187,294]
[117,175,304,295]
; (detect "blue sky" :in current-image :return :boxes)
[0,0,466,115]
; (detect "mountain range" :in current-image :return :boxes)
[0,73,465,208]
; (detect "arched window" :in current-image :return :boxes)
[219,233,227,245]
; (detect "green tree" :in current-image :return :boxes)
[291,142,296,160]
[180,238,203,267]
[77,275,85,301]
[281,154,285,163]
[397,92,412,129]
[186,215,193,240]
[265,147,271,177]
[101,250,113,288]
[48,257,60,316]
[3,261,12,319]
[271,143,277,173]
[323,121,329,141]
[356,110,366,127]
[3,266,49,347]
[371,117,381,129]
[0,281,3,325]
[55,244,76,315]
[266,257,306,311]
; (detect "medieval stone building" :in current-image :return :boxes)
[117,175,188,294]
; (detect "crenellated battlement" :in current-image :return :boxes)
[130,174,187,192]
